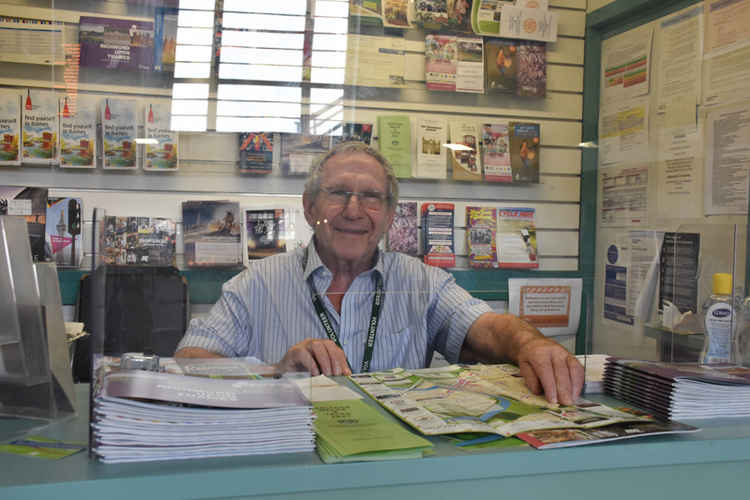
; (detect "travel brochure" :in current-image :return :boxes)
[422,202,455,268]
[0,88,20,166]
[387,201,419,255]
[349,364,699,449]
[182,200,242,267]
[21,88,58,165]
[245,208,287,260]
[143,101,178,171]
[466,206,498,268]
[79,16,154,71]
[425,35,484,93]
[59,94,97,168]
[101,98,138,170]
[99,215,176,266]
[45,197,82,268]
[239,132,274,173]
[450,120,482,181]
[496,207,538,268]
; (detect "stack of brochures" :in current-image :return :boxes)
[603,358,750,419]
[349,364,699,449]
[90,357,315,463]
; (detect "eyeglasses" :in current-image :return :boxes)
[321,188,390,210]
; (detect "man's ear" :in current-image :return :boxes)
[302,192,315,227]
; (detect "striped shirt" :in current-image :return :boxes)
[177,240,491,372]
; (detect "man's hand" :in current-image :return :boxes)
[461,312,584,405]
[516,337,583,406]
[277,338,352,376]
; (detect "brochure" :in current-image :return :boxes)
[330,122,374,146]
[508,121,540,183]
[245,208,287,260]
[100,216,176,266]
[378,115,412,178]
[345,34,406,88]
[239,132,274,173]
[416,118,448,179]
[387,201,419,256]
[59,94,97,168]
[79,16,155,71]
[314,399,432,463]
[21,88,58,165]
[280,133,331,175]
[101,98,138,170]
[143,101,178,171]
[422,202,455,268]
[481,122,512,182]
[517,41,546,97]
[153,7,177,72]
[415,0,473,33]
[382,0,411,29]
[182,200,242,267]
[349,364,670,438]
[0,89,20,166]
[485,39,518,94]
[471,0,514,36]
[497,207,538,268]
[45,197,83,268]
[450,120,482,181]
[466,206,498,268]
[425,35,458,92]
[349,0,384,30]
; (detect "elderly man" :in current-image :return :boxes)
[176,141,583,405]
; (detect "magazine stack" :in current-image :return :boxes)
[90,356,315,463]
[603,358,750,419]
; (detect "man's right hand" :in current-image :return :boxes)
[278,338,351,376]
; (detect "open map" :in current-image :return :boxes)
[349,364,654,437]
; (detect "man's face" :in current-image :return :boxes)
[303,152,395,272]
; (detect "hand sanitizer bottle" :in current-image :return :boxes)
[700,273,736,365]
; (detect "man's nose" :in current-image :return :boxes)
[342,193,364,215]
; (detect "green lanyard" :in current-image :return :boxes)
[303,248,384,373]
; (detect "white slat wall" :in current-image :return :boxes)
[1,0,586,307]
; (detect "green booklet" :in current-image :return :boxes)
[377,115,412,178]
[313,399,432,463]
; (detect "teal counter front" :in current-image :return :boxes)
[2,384,750,500]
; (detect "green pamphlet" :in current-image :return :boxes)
[313,400,432,463]
[0,435,86,459]
[377,115,412,178]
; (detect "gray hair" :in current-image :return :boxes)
[303,141,400,208]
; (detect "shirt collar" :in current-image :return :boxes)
[302,238,384,282]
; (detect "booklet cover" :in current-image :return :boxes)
[481,122,512,182]
[59,94,97,168]
[100,216,176,265]
[415,0,473,33]
[508,121,540,183]
[101,98,138,169]
[153,7,177,72]
[387,201,418,256]
[45,197,83,268]
[422,202,455,268]
[348,0,384,30]
[658,232,700,314]
[425,35,458,92]
[383,0,411,28]
[471,0,512,36]
[0,89,21,166]
[239,132,274,173]
[21,88,58,165]
[378,115,412,178]
[517,41,546,97]
[450,120,482,181]
[144,101,178,171]
[330,122,373,146]
[183,201,242,267]
[280,133,331,175]
[79,16,155,71]
[456,36,484,93]
[245,208,287,260]
[497,207,538,269]
[314,399,432,463]
[485,39,518,94]
[466,206,498,268]
[415,117,448,179]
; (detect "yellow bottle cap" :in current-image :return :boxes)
[713,273,732,295]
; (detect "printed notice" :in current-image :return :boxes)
[509,278,582,337]
[600,164,648,227]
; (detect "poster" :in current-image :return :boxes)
[600,24,653,104]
